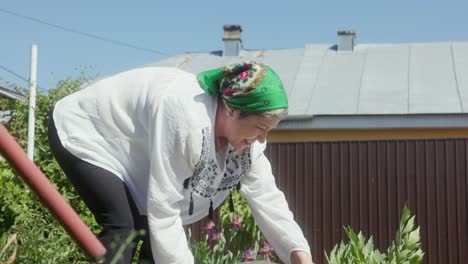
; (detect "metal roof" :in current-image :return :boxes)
[143,41,468,129]
[0,84,23,125]
[0,84,25,101]
[0,110,13,124]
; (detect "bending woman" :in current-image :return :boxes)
[48,62,313,264]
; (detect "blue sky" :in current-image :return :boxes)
[1,0,467,90]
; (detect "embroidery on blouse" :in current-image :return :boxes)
[218,147,251,191]
[188,127,252,198]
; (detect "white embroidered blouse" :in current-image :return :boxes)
[53,66,311,264]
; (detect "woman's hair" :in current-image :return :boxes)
[221,98,288,119]
[239,107,288,119]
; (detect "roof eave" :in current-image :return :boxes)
[277,114,468,130]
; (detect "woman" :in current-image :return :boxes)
[48,62,313,264]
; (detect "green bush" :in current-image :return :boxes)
[0,76,100,263]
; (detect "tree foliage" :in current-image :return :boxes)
[0,76,100,263]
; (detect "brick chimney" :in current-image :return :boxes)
[223,25,242,56]
[337,30,356,51]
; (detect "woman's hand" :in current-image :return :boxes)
[290,250,314,264]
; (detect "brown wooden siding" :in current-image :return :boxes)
[265,139,468,264]
[187,138,467,264]
[267,128,468,142]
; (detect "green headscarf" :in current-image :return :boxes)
[197,62,288,112]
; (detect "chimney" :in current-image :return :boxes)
[223,25,242,56]
[337,30,356,51]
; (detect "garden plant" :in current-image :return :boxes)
[325,206,424,264]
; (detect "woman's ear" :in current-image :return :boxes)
[230,109,241,119]
[227,107,239,116]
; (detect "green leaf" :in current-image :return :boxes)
[402,216,415,235]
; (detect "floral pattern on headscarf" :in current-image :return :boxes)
[197,61,288,112]
[220,62,266,98]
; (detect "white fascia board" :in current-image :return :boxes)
[278,114,468,130]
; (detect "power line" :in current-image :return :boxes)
[0,7,168,56]
[0,64,29,83]
[0,64,47,92]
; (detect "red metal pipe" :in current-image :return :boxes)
[0,124,106,260]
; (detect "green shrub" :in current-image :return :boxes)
[0,76,100,263]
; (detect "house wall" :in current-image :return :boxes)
[268,128,468,142]
[265,138,468,264]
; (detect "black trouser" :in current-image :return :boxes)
[48,112,154,264]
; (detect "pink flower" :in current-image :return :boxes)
[205,220,216,235]
[224,88,234,97]
[238,71,249,80]
[242,249,255,261]
[210,231,222,241]
[232,215,243,231]
[258,242,274,256]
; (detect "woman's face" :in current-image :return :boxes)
[224,111,280,151]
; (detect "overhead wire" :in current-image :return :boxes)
[0,7,171,91]
[0,64,29,83]
[0,7,168,56]
[0,64,47,92]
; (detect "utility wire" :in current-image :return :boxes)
[0,7,168,56]
[0,64,29,83]
[0,64,47,92]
